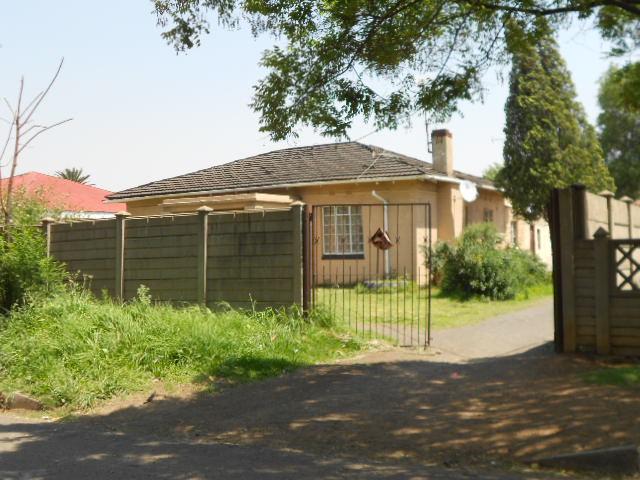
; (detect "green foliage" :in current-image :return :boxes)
[584,366,640,387]
[433,223,548,300]
[0,287,360,409]
[56,167,91,184]
[153,0,638,140]
[0,192,65,311]
[8,187,60,226]
[482,162,503,182]
[598,64,640,199]
[496,28,614,221]
[0,226,65,312]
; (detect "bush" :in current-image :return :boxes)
[0,190,65,311]
[0,226,65,311]
[431,223,547,300]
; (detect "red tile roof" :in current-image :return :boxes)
[1,172,126,213]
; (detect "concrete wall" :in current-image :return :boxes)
[48,208,303,309]
[123,216,199,302]
[207,209,301,309]
[585,191,640,239]
[49,220,117,298]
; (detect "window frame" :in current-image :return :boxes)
[321,205,365,259]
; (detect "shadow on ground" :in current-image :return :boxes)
[0,343,637,479]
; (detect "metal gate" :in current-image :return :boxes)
[306,203,432,347]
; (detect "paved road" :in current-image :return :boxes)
[431,298,554,361]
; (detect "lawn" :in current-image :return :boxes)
[584,365,640,387]
[0,288,361,410]
[314,282,552,333]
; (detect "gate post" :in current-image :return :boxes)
[302,205,311,313]
[197,206,212,306]
[558,189,577,352]
[114,211,130,301]
[594,227,611,355]
[291,203,304,309]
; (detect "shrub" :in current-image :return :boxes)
[0,190,66,311]
[431,223,547,300]
[0,226,65,311]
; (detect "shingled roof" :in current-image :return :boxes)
[108,142,493,201]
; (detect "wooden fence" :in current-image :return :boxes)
[554,186,640,355]
[46,206,305,310]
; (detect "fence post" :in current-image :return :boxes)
[558,189,577,352]
[197,206,212,306]
[114,211,130,301]
[41,217,56,257]
[594,227,611,355]
[291,203,304,308]
[600,190,615,238]
[621,196,633,238]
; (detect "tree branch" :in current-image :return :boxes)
[20,58,64,128]
[16,118,73,155]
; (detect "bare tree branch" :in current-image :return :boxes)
[20,58,64,128]
[0,58,70,226]
[17,118,73,155]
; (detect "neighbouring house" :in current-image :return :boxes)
[107,130,552,281]
[1,171,126,219]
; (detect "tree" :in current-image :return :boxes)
[598,64,640,199]
[0,59,72,225]
[483,162,503,181]
[152,0,640,140]
[56,167,91,184]
[495,27,614,221]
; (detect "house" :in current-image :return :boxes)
[107,130,552,280]
[2,172,126,219]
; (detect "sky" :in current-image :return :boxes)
[0,1,620,192]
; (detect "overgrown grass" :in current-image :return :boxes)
[584,366,640,388]
[316,282,552,331]
[0,288,361,410]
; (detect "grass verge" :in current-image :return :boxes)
[584,365,640,387]
[0,288,361,410]
[316,282,552,331]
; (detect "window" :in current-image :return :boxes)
[483,208,494,223]
[536,228,542,251]
[510,221,518,245]
[322,206,364,257]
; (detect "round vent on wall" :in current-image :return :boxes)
[460,180,479,203]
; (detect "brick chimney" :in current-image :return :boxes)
[431,129,454,176]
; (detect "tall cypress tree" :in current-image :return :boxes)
[496,28,614,222]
